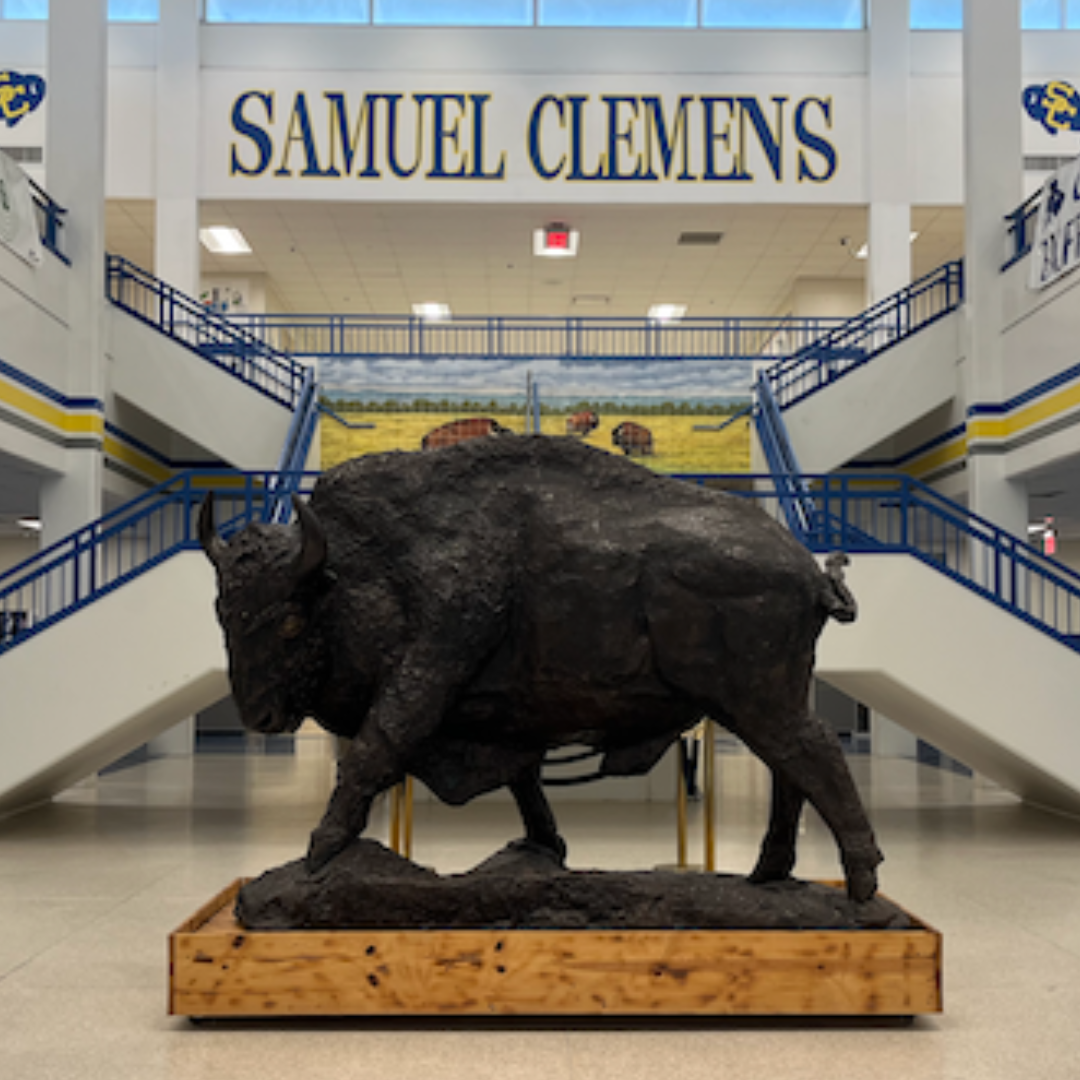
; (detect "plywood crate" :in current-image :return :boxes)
[170,879,942,1019]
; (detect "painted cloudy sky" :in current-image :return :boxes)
[317,356,754,405]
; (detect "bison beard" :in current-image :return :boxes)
[200,436,881,902]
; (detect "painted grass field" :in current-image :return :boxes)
[321,411,751,474]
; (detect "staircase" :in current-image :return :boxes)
[751,377,1080,816]
[760,261,964,473]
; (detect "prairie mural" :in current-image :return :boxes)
[318,357,752,474]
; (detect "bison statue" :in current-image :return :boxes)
[200,436,882,901]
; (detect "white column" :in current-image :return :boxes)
[40,0,108,548]
[961,0,1028,537]
[154,0,201,297]
[866,0,912,306]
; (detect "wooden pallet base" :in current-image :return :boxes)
[170,879,942,1019]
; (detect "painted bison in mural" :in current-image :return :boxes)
[421,416,511,450]
[199,436,881,900]
[612,420,654,456]
[565,410,600,436]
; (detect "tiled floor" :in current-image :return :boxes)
[3,735,1080,1079]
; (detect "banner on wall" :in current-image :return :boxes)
[0,149,43,268]
[1029,153,1080,291]
[202,73,864,204]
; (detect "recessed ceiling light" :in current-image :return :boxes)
[648,303,687,323]
[199,226,252,255]
[412,302,451,321]
[17,517,41,531]
[534,224,580,258]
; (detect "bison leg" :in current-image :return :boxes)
[509,766,567,863]
[306,726,404,873]
[747,770,805,885]
[737,711,882,902]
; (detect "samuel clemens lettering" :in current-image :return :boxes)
[229,90,838,184]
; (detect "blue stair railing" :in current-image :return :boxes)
[796,473,1080,651]
[762,260,965,410]
[266,368,320,525]
[105,256,309,410]
[748,372,1080,653]
[225,310,848,363]
[0,470,317,657]
[753,373,816,539]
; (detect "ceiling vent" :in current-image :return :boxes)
[678,231,722,246]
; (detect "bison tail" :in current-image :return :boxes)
[822,552,858,624]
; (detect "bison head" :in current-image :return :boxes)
[199,494,332,735]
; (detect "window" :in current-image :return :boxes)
[204,0,367,22]
[109,0,158,19]
[703,0,864,29]
[1023,0,1063,27]
[910,0,960,29]
[3,0,47,17]
[538,0,696,26]
[375,0,530,24]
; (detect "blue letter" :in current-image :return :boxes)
[795,97,837,183]
[528,95,566,180]
[230,91,274,177]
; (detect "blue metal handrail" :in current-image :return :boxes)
[225,311,848,362]
[105,256,308,410]
[762,261,965,410]
[2,464,1078,660]
[266,369,320,524]
[802,473,1080,651]
[753,373,816,538]
[0,470,317,655]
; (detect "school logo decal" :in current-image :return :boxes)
[1023,80,1080,135]
[0,71,46,129]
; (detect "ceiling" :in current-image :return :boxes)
[105,200,966,318]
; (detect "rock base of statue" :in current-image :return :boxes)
[169,841,941,1020]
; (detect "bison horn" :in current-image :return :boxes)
[291,495,328,583]
[198,493,227,567]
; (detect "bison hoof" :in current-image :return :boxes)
[846,867,878,903]
[747,850,796,885]
[305,827,352,874]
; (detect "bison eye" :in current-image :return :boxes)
[279,613,305,639]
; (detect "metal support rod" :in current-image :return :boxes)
[676,741,689,869]
[703,720,717,872]
[402,775,414,860]
[389,784,402,854]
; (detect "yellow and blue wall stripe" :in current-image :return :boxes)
[0,353,225,488]
[849,357,1080,484]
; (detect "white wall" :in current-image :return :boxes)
[4,22,1075,208]
[0,535,39,575]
